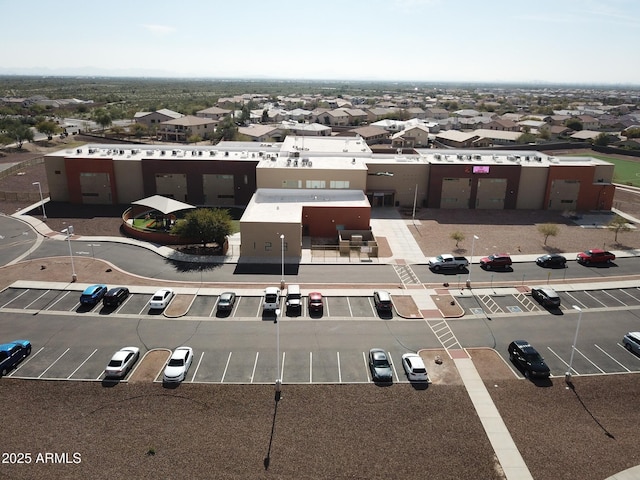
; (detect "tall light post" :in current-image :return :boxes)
[61,226,76,282]
[275,234,285,401]
[467,234,479,287]
[411,184,418,223]
[565,305,583,383]
[32,182,46,220]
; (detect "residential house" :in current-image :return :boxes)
[337,126,389,144]
[365,107,396,122]
[157,115,215,142]
[391,125,430,148]
[577,115,600,130]
[134,109,183,129]
[484,119,519,132]
[238,124,284,142]
[434,130,479,148]
[281,121,332,137]
[317,109,350,126]
[196,106,232,121]
[425,107,449,120]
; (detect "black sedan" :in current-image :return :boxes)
[535,254,567,268]
[368,348,393,383]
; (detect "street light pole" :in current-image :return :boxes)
[565,305,583,383]
[412,184,418,223]
[62,226,76,282]
[32,182,46,220]
[467,235,479,286]
[275,234,285,401]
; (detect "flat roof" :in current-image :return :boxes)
[256,156,367,170]
[241,188,369,223]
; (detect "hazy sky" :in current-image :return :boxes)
[2,0,639,84]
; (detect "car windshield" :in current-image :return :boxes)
[413,368,427,373]
[152,295,163,301]
[524,352,543,363]
[108,359,123,367]
[374,358,389,367]
[168,358,184,367]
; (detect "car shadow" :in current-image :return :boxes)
[215,310,232,318]
[547,307,564,316]
[480,266,513,272]
[408,381,429,390]
[101,378,120,388]
[430,268,469,276]
[75,304,97,313]
[372,380,393,387]
[98,305,117,315]
[308,311,323,319]
[262,311,278,322]
[162,382,181,389]
[378,311,394,320]
[581,262,618,268]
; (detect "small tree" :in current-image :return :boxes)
[92,109,112,132]
[450,231,465,248]
[172,208,234,248]
[607,215,631,242]
[36,120,59,140]
[537,223,559,245]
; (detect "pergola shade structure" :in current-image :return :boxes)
[131,195,196,214]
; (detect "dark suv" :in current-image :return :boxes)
[508,340,550,378]
[373,291,393,313]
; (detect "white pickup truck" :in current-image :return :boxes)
[428,254,469,271]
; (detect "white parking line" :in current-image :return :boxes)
[362,351,370,382]
[25,289,51,309]
[220,352,232,382]
[309,352,312,383]
[601,290,626,306]
[390,351,400,381]
[324,299,330,317]
[563,292,586,309]
[280,352,286,381]
[618,343,640,361]
[256,299,263,317]
[209,298,219,317]
[68,348,98,379]
[115,294,133,313]
[346,298,353,317]
[190,352,205,382]
[9,346,43,376]
[137,301,149,315]
[250,352,259,383]
[1,289,28,308]
[547,346,579,375]
[573,347,605,374]
[368,298,377,317]
[337,351,342,383]
[583,290,607,307]
[46,291,71,311]
[38,348,70,378]
[620,288,640,303]
[594,344,631,372]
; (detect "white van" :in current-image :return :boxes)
[263,287,281,312]
[285,284,302,313]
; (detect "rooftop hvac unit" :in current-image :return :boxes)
[434,154,441,159]
[286,159,291,166]
[76,148,82,154]
[308,160,312,167]
[294,159,298,167]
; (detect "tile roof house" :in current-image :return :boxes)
[157,115,215,142]
[196,106,232,121]
[134,109,184,128]
[238,124,284,142]
[337,125,389,144]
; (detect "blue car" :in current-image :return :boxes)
[0,340,32,377]
[80,284,108,305]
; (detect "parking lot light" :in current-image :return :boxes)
[61,226,77,282]
[566,305,583,384]
[466,235,479,287]
[32,182,46,220]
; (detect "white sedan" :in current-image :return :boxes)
[163,346,193,383]
[104,347,140,378]
[149,288,174,310]
[401,353,428,382]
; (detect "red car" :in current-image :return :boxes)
[576,249,615,265]
[308,292,323,314]
[480,253,513,269]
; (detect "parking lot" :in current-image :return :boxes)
[0,286,389,320]
[455,286,640,316]
[5,343,431,385]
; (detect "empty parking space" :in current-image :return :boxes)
[348,297,376,317]
[325,297,351,317]
[188,295,217,317]
[117,293,152,315]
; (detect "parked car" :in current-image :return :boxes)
[104,346,140,378]
[308,292,323,314]
[622,332,640,355]
[530,287,561,308]
[576,249,615,265]
[368,348,393,383]
[428,254,469,271]
[285,284,302,313]
[536,254,567,268]
[103,287,130,307]
[401,353,428,382]
[507,340,550,378]
[217,292,236,312]
[373,291,393,313]
[80,284,108,305]
[163,346,193,383]
[480,254,512,269]
[263,287,280,312]
[0,339,31,377]
[149,288,174,310]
